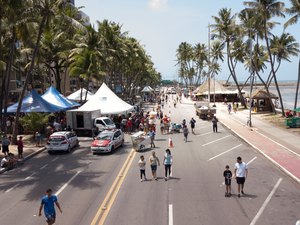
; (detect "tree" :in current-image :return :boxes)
[211,8,246,107]
[244,0,286,116]
[285,0,300,109]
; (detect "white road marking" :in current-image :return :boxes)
[208,144,242,161]
[255,130,300,158]
[196,129,223,137]
[55,171,81,196]
[40,164,48,170]
[51,157,58,162]
[247,157,257,165]
[202,135,231,146]
[168,204,173,225]
[25,172,36,180]
[220,181,225,187]
[296,220,300,225]
[5,184,19,193]
[195,125,212,130]
[250,178,282,225]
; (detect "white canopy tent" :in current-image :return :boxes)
[141,86,154,93]
[75,83,134,114]
[67,88,94,101]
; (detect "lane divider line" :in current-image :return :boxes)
[208,144,242,161]
[169,204,173,225]
[247,157,257,165]
[40,164,48,170]
[5,184,19,193]
[55,171,81,196]
[196,129,223,137]
[202,135,231,147]
[25,172,36,180]
[250,178,282,225]
[90,149,137,225]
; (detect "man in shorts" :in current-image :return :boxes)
[234,156,248,198]
[39,188,62,225]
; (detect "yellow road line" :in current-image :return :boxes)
[90,149,137,225]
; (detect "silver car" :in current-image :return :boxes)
[46,131,79,154]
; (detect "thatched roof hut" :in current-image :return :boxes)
[251,89,278,112]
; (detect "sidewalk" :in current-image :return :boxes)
[0,135,46,174]
[215,103,300,184]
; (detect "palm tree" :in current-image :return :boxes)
[244,0,286,116]
[285,0,300,109]
[211,8,246,107]
[193,43,208,85]
[12,0,68,143]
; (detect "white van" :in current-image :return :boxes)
[94,117,116,131]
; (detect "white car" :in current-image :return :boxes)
[91,129,124,153]
[46,131,79,154]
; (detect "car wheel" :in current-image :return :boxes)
[67,145,71,153]
[110,145,115,152]
[76,140,79,147]
[48,151,52,155]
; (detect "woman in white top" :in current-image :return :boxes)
[138,155,147,182]
[163,149,173,181]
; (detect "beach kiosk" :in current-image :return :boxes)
[131,131,151,151]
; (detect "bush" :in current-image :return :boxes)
[19,112,50,134]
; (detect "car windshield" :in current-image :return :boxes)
[103,119,114,125]
[97,134,112,140]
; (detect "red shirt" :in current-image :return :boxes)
[17,140,23,148]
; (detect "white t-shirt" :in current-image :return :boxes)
[234,162,248,177]
[138,159,146,170]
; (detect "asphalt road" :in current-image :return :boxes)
[0,98,299,225]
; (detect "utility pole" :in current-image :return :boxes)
[208,23,211,106]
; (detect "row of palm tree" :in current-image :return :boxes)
[176,0,300,115]
[0,0,161,142]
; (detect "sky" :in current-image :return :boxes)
[76,0,299,82]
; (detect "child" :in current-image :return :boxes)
[223,165,232,197]
[138,155,147,182]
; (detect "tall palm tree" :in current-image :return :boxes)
[244,0,286,116]
[211,8,246,107]
[285,0,300,109]
[193,43,208,85]
[12,0,67,143]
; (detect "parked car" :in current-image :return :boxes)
[46,131,79,154]
[94,117,116,131]
[91,129,124,153]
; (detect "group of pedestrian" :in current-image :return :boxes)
[223,156,248,198]
[1,135,24,160]
[138,149,173,182]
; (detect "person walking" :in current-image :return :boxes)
[163,149,173,181]
[183,125,189,142]
[39,188,62,225]
[149,151,160,180]
[1,136,10,156]
[234,156,248,197]
[138,155,147,182]
[190,117,196,134]
[227,103,232,114]
[17,136,24,160]
[160,119,164,135]
[223,165,232,197]
[212,116,218,133]
[149,129,156,148]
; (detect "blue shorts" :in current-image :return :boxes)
[151,165,157,171]
[45,214,56,223]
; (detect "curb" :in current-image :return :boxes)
[0,147,46,175]
[219,119,300,185]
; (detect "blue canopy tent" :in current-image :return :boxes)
[42,86,79,109]
[6,89,65,113]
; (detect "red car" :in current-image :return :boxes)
[91,129,124,153]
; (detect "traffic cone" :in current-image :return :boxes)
[169,137,174,148]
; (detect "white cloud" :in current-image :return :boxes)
[148,0,168,11]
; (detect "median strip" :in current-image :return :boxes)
[90,149,137,225]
